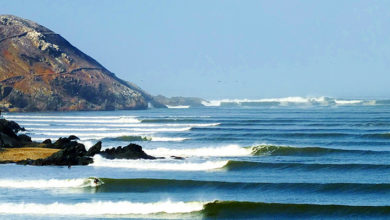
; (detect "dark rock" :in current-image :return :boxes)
[86,141,101,157]
[0,132,19,147]
[100,143,155,160]
[0,119,26,147]
[171,156,184,160]
[18,134,32,143]
[0,119,23,138]
[53,137,80,149]
[68,135,79,140]
[43,139,52,144]
[17,143,92,166]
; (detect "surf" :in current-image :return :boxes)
[144,145,253,157]
[0,200,205,216]
[91,155,228,171]
[0,177,103,189]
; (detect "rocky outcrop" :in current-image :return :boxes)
[100,143,156,160]
[18,142,92,166]
[0,118,158,165]
[86,141,102,157]
[0,15,165,112]
[0,118,29,147]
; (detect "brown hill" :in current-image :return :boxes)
[0,15,164,111]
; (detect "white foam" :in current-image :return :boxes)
[14,123,51,126]
[0,200,205,216]
[34,132,148,138]
[28,127,191,132]
[91,155,228,171]
[145,145,252,157]
[166,105,190,109]
[81,140,96,150]
[5,116,124,119]
[31,136,188,142]
[334,100,362,105]
[151,137,188,142]
[0,178,97,189]
[8,117,140,123]
[29,123,218,128]
[201,97,372,107]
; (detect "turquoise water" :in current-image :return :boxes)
[1,103,390,219]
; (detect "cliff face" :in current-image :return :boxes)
[0,15,161,111]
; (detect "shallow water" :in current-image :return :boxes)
[1,104,390,219]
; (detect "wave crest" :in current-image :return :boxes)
[201,97,378,107]
[145,145,252,157]
[0,177,102,189]
[91,155,228,171]
[251,145,373,156]
[0,200,205,216]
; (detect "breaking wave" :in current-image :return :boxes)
[201,97,378,107]
[0,200,205,216]
[91,155,228,171]
[0,177,103,189]
[6,117,140,123]
[1,200,389,218]
[251,145,382,156]
[143,144,385,158]
[166,105,190,109]
[145,145,252,157]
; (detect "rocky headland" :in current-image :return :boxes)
[0,15,165,112]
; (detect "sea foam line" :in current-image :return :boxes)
[29,127,191,132]
[24,123,219,128]
[0,178,97,189]
[5,116,128,119]
[144,145,252,157]
[0,201,205,215]
[166,105,190,109]
[34,132,149,137]
[31,136,188,142]
[201,97,373,107]
[91,155,228,171]
[7,117,140,123]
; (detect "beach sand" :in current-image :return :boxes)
[0,147,59,162]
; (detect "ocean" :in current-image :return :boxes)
[1,97,390,219]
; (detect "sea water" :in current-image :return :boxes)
[1,99,390,219]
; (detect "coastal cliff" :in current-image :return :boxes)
[0,15,164,112]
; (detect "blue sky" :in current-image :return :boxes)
[1,0,389,99]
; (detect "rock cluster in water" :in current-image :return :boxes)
[0,118,156,166]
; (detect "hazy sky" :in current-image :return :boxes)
[2,0,389,99]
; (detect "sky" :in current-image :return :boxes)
[1,0,390,99]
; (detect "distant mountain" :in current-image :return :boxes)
[0,15,165,112]
[153,95,206,107]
